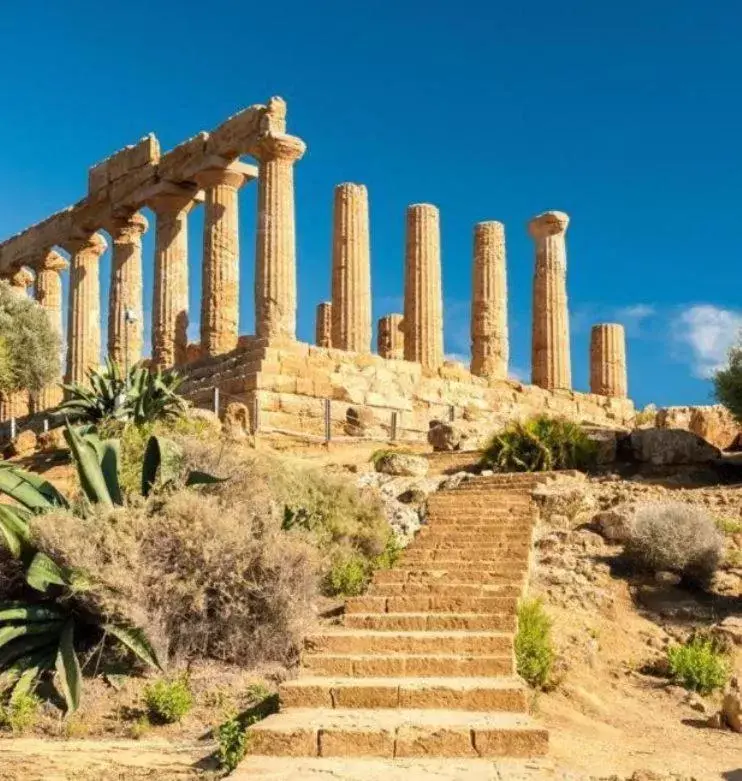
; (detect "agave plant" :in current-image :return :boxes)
[59,360,186,426]
[0,423,222,712]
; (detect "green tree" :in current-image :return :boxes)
[0,282,60,395]
[714,337,742,424]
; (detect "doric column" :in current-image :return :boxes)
[6,268,34,297]
[34,250,68,409]
[331,183,371,352]
[148,188,195,368]
[254,133,306,340]
[403,203,443,371]
[471,221,508,380]
[378,313,404,360]
[65,233,107,385]
[108,212,148,369]
[316,302,332,348]
[195,164,251,357]
[529,210,571,391]
[590,323,627,398]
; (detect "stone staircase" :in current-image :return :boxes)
[243,473,549,767]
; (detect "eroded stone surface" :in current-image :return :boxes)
[590,324,627,398]
[316,302,333,348]
[378,314,404,360]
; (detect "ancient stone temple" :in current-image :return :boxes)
[0,96,635,434]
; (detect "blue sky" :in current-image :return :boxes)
[1,0,740,407]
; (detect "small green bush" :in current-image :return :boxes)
[515,599,555,689]
[144,677,193,724]
[667,637,729,694]
[216,711,247,773]
[716,517,742,535]
[0,692,40,733]
[481,416,597,473]
[325,552,368,596]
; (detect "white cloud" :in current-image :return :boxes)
[444,353,468,365]
[615,303,656,336]
[675,305,742,379]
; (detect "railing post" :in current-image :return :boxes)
[252,395,260,434]
[213,387,220,417]
[9,417,16,441]
[324,398,332,443]
[391,410,398,442]
[43,418,49,434]
[449,404,455,422]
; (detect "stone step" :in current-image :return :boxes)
[344,595,518,615]
[373,569,526,586]
[247,708,548,758]
[304,630,512,656]
[418,527,531,537]
[401,549,531,563]
[412,537,531,550]
[302,653,515,678]
[235,756,556,779]
[344,612,516,632]
[368,582,522,598]
[279,676,528,711]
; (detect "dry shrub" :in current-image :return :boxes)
[624,502,724,583]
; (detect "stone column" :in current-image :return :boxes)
[471,221,508,380]
[403,203,443,371]
[590,323,627,398]
[331,183,371,352]
[529,210,571,391]
[65,233,107,385]
[378,313,404,360]
[196,166,248,357]
[108,212,148,369]
[316,302,332,348]
[254,133,306,341]
[149,190,194,368]
[35,250,68,409]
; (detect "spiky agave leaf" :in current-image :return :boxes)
[55,620,81,713]
[0,602,65,622]
[0,505,31,558]
[0,466,68,513]
[102,622,161,671]
[25,552,68,593]
[63,424,114,508]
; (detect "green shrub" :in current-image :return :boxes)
[515,599,555,689]
[144,676,193,723]
[0,281,60,396]
[325,552,368,596]
[624,502,724,584]
[216,711,247,773]
[714,340,742,424]
[0,692,40,733]
[480,416,597,473]
[716,517,742,535]
[667,637,729,694]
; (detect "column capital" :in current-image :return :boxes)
[145,182,200,215]
[35,250,69,274]
[62,232,108,258]
[253,132,306,164]
[107,211,149,243]
[408,202,439,217]
[528,210,569,239]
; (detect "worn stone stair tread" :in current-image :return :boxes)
[344,612,516,631]
[281,676,528,693]
[235,756,557,780]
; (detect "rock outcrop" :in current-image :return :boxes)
[656,405,740,451]
[628,428,721,466]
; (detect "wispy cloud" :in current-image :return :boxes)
[674,304,742,378]
[614,303,656,336]
[572,302,657,337]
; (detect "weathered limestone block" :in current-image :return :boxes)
[0,391,30,422]
[65,233,107,385]
[656,405,740,451]
[107,212,148,368]
[629,428,720,465]
[529,211,571,391]
[590,323,627,398]
[223,401,250,440]
[403,204,443,372]
[254,133,306,340]
[5,267,34,297]
[378,314,404,359]
[149,188,195,367]
[316,302,332,348]
[331,183,371,352]
[34,250,68,410]
[471,221,508,379]
[196,164,252,357]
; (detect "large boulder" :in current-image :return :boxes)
[344,406,383,438]
[593,501,642,543]
[427,420,485,452]
[374,452,429,477]
[223,402,250,440]
[628,429,721,466]
[4,429,37,458]
[721,677,742,733]
[656,405,740,451]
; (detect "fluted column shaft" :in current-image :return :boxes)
[150,193,194,368]
[529,211,571,390]
[403,204,443,371]
[331,183,371,352]
[378,313,404,360]
[316,302,332,347]
[254,134,306,340]
[108,212,148,369]
[35,251,68,409]
[66,233,107,385]
[471,221,508,379]
[590,323,627,398]
[197,167,247,356]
